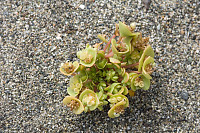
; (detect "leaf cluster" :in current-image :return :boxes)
[61,22,155,118]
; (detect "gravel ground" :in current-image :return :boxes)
[0,0,199,132]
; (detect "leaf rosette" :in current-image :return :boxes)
[108,94,129,107]
[63,96,84,114]
[77,46,97,67]
[142,56,155,79]
[130,74,150,91]
[79,89,99,112]
[60,61,79,76]
[67,75,82,97]
[138,45,154,72]
[108,100,127,118]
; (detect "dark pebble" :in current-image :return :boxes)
[126,125,131,131]
[181,91,189,101]
[143,0,151,10]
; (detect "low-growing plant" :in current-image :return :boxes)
[61,21,155,118]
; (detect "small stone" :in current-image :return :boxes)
[187,65,192,71]
[107,3,112,9]
[192,35,196,40]
[126,126,131,131]
[157,24,160,30]
[188,57,193,62]
[143,0,151,10]
[16,70,22,74]
[79,5,85,9]
[180,30,185,35]
[181,91,189,101]
[168,29,172,33]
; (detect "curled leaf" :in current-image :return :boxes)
[108,94,129,107]
[119,21,134,37]
[117,86,128,95]
[67,75,82,97]
[63,96,84,114]
[77,46,97,67]
[123,37,132,54]
[108,100,126,118]
[138,45,154,72]
[122,72,129,83]
[97,34,108,43]
[79,89,99,111]
[96,58,108,69]
[60,61,79,76]
[142,56,154,79]
[111,39,129,55]
[109,83,121,94]
[130,74,150,91]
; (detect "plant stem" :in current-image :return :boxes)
[103,35,116,53]
[71,73,76,76]
[129,71,141,74]
[117,36,122,44]
[122,62,139,68]
[105,51,114,58]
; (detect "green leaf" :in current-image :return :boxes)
[119,21,134,37]
[122,72,129,83]
[111,39,129,55]
[60,61,79,76]
[67,75,82,97]
[79,89,99,111]
[63,96,84,114]
[97,50,105,58]
[77,47,97,67]
[123,37,132,54]
[109,83,121,93]
[141,75,150,90]
[130,74,140,91]
[122,86,128,95]
[138,45,154,72]
[96,58,108,69]
[109,94,129,107]
[108,100,126,118]
[142,56,154,79]
[109,57,121,64]
[130,74,150,91]
[97,34,108,43]
[78,71,88,82]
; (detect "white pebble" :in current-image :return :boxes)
[79,5,85,9]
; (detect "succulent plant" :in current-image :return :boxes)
[61,21,155,118]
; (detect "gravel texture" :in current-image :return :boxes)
[0,0,200,132]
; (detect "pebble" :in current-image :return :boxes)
[143,0,151,10]
[79,5,85,10]
[181,91,189,101]
[180,30,185,35]
[15,70,22,74]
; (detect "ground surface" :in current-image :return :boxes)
[0,0,199,132]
